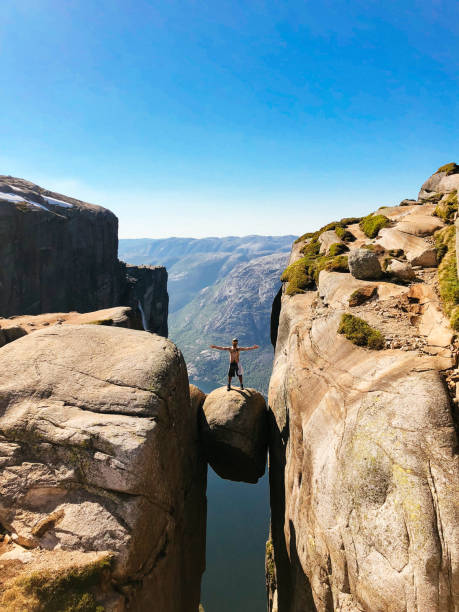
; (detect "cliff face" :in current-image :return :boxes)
[0,325,206,611]
[0,176,168,335]
[268,166,459,611]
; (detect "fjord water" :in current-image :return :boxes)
[196,380,270,612]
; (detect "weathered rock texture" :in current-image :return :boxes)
[0,325,206,611]
[200,387,268,483]
[0,176,168,336]
[268,169,459,611]
[0,306,139,348]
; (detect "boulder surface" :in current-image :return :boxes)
[270,167,459,612]
[200,387,268,483]
[348,248,382,280]
[0,325,206,611]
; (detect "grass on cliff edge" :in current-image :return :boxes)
[437,162,459,176]
[434,190,458,223]
[359,213,390,238]
[0,556,111,612]
[338,314,384,350]
[435,225,459,330]
[281,238,349,295]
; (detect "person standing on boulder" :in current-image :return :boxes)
[210,338,259,391]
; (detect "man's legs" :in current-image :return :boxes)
[238,374,244,390]
[227,375,232,391]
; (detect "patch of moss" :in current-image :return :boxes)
[340,216,362,226]
[338,313,384,350]
[424,192,444,203]
[435,226,459,330]
[282,233,349,295]
[328,242,349,256]
[281,258,312,295]
[294,220,356,244]
[0,556,112,612]
[378,206,389,210]
[335,226,356,242]
[433,190,458,223]
[359,214,390,239]
[265,539,276,586]
[437,162,459,176]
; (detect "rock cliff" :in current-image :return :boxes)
[268,165,459,611]
[0,176,168,336]
[0,325,205,611]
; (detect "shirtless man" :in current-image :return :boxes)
[210,338,259,390]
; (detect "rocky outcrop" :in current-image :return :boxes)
[0,325,206,611]
[0,176,168,336]
[200,387,268,483]
[268,168,459,611]
[418,163,459,201]
[0,306,139,347]
[121,264,169,336]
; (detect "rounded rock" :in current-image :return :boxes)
[200,387,268,483]
[387,259,416,281]
[348,248,383,280]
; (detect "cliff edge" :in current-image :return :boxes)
[0,176,168,336]
[267,164,459,611]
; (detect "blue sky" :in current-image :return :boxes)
[1,0,458,238]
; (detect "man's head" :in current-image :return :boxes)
[232,338,238,347]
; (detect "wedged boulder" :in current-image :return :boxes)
[348,248,382,280]
[0,325,206,612]
[200,387,268,483]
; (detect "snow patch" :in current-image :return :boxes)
[0,192,49,211]
[43,195,73,208]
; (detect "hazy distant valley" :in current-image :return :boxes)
[119,235,295,393]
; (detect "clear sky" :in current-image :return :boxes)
[1,0,458,238]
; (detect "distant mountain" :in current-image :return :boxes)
[119,236,295,394]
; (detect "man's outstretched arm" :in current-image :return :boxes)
[210,345,230,350]
[239,345,260,351]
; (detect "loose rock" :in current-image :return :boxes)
[348,248,383,280]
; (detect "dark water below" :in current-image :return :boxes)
[195,380,270,612]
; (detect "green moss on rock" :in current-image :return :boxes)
[338,313,384,350]
[335,226,356,242]
[265,539,276,586]
[434,190,458,223]
[437,162,459,176]
[0,556,112,612]
[282,235,349,294]
[328,242,349,256]
[435,225,459,330]
[359,214,390,239]
[340,216,362,226]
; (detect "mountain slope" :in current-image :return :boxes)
[119,236,295,393]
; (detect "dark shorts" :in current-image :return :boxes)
[228,361,241,377]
